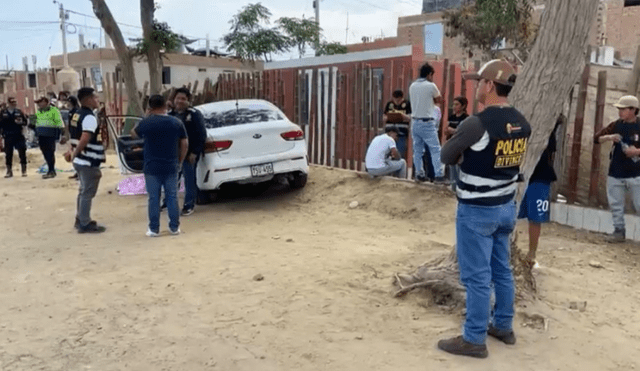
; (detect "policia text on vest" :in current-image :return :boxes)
[494,136,528,168]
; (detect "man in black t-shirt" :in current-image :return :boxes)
[518,119,561,266]
[383,90,411,159]
[133,95,188,237]
[594,95,640,243]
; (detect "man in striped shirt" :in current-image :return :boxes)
[66,87,107,234]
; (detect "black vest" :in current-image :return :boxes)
[70,107,106,167]
[457,107,531,206]
[0,108,27,137]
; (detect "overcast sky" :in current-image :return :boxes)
[0,0,422,70]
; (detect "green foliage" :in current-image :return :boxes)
[224,2,347,61]
[223,3,288,61]
[316,41,348,56]
[135,20,182,55]
[277,16,320,58]
[443,0,537,60]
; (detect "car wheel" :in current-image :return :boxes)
[196,189,218,205]
[290,172,308,189]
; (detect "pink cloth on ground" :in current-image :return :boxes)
[117,174,185,196]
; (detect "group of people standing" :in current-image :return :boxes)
[1,86,207,236]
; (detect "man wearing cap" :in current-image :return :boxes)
[35,96,65,179]
[0,97,28,178]
[365,126,407,178]
[594,95,640,243]
[409,63,446,183]
[438,60,531,358]
[65,87,107,234]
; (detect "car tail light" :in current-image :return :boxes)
[204,140,233,153]
[281,130,304,141]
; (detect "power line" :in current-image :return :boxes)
[0,20,59,24]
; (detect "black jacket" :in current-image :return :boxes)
[169,107,206,156]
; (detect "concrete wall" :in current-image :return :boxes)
[551,202,640,241]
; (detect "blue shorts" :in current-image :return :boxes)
[518,182,551,223]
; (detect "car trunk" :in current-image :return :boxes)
[208,121,298,159]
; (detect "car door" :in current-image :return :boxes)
[105,115,144,173]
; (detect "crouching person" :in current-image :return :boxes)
[365,126,407,178]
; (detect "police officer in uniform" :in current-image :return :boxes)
[382,90,412,159]
[438,60,531,358]
[0,97,29,178]
[166,87,206,215]
[65,87,107,234]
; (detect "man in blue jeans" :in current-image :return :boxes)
[409,62,445,183]
[168,87,206,215]
[133,95,188,237]
[439,60,531,358]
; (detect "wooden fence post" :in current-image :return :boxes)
[567,64,591,205]
[589,70,607,206]
[472,60,481,114]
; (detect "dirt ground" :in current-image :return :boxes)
[1,149,640,371]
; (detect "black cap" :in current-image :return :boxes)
[77,87,95,102]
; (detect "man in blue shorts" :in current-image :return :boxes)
[519,120,560,267]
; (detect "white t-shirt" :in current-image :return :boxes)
[409,79,441,119]
[365,134,396,169]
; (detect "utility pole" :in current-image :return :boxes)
[345,12,349,45]
[314,0,320,55]
[56,1,69,67]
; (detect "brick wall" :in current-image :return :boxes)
[601,0,640,60]
[346,38,399,53]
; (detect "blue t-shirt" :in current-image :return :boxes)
[134,115,187,175]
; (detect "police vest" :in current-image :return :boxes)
[0,108,27,137]
[70,107,106,167]
[457,107,531,206]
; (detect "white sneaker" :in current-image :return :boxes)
[146,229,160,237]
[170,228,181,236]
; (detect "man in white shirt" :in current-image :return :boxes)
[409,63,445,183]
[365,127,407,178]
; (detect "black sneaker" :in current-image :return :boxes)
[78,223,106,234]
[74,218,97,230]
[4,169,13,178]
[181,207,194,216]
[416,174,428,182]
[437,336,488,359]
[606,228,625,243]
[487,325,517,345]
[42,171,56,179]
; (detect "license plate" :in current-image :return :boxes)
[251,163,274,177]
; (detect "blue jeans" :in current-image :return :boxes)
[182,159,197,210]
[145,172,180,233]
[412,119,443,178]
[449,165,459,192]
[456,201,517,345]
[396,135,408,159]
[607,176,640,231]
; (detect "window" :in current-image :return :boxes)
[27,73,37,88]
[423,22,444,55]
[203,106,284,129]
[198,68,207,72]
[624,0,640,6]
[90,66,103,92]
[162,67,171,85]
[115,66,125,83]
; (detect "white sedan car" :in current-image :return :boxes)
[113,99,309,202]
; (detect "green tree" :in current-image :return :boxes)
[277,16,320,58]
[223,3,289,62]
[316,41,348,56]
[443,0,537,60]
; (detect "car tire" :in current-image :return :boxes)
[290,172,308,189]
[196,189,218,205]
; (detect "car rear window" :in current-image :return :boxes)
[203,107,284,129]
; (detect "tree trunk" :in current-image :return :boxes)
[140,0,163,95]
[91,0,143,117]
[394,0,600,305]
